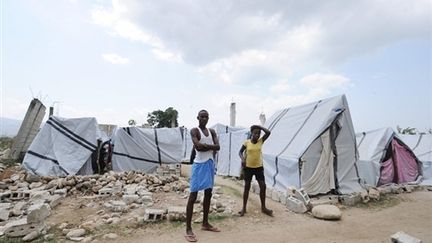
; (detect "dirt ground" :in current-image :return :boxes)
[46,174,432,243]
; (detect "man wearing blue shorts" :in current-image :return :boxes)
[185,110,220,242]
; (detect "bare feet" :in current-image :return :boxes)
[262,208,273,216]
[238,209,246,217]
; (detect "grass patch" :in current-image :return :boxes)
[209,214,228,221]
[221,185,242,198]
[355,194,403,210]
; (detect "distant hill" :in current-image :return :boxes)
[0,117,22,137]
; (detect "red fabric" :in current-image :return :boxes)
[378,158,394,186]
[392,140,419,183]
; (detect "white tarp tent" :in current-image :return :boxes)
[399,134,432,185]
[112,127,183,173]
[217,128,249,177]
[262,94,363,196]
[22,116,102,176]
[356,128,421,186]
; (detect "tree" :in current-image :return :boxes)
[128,119,137,126]
[146,107,178,128]
[396,125,417,135]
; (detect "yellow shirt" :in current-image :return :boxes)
[244,138,263,168]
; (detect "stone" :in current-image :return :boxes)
[312,205,342,220]
[48,194,64,208]
[66,228,86,239]
[22,230,39,242]
[82,236,93,242]
[390,231,421,243]
[286,196,308,213]
[29,182,43,189]
[27,203,51,223]
[0,209,9,221]
[122,195,139,204]
[368,188,380,200]
[58,222,68,229]
[103,233,118,240]
[44,234,55,240]
[25,174,41,183]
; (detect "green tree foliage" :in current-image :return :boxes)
[128,119,137,126]
[147,107,178,128]
[396,126,417,135]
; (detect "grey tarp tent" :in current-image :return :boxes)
[216,128,249,177]
[399,134,432,185]
[112,127,183,173]
[356,128,421,186]
[22,116,103,176]
[262,94,362,196]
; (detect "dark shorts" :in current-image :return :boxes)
[243,166,265,182]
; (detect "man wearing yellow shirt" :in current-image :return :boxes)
[238,125,273,216]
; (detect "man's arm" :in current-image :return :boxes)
[208,129,220,151]
[191,128,208,151]
[260,126,271,142]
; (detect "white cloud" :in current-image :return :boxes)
[101,53,130,64]
[270,81,292,93]
[151,48,183,63]
[299,73,351,96]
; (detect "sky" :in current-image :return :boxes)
[1,0,431,133]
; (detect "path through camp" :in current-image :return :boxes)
[113,177,432,243]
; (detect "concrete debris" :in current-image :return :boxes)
[391,231,422,243]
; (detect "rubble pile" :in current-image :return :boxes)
[0,164,235,241]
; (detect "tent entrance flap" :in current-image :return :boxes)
[300,130,335,195]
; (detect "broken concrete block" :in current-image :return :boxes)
[339,193,362,206]
[99,188,114,197]
[144,208,166,222]
[286,196,307,213]
[104,200,127,212]
[3,218,42,237]
[312,205,342,220]
[54,188,67,195]
[167,206,186,221]
[390,231,421,243]
[10,191,31,201]
[27,203,51,223]
[293,188,310,206]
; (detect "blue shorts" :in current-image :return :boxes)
[190,159,215,192]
